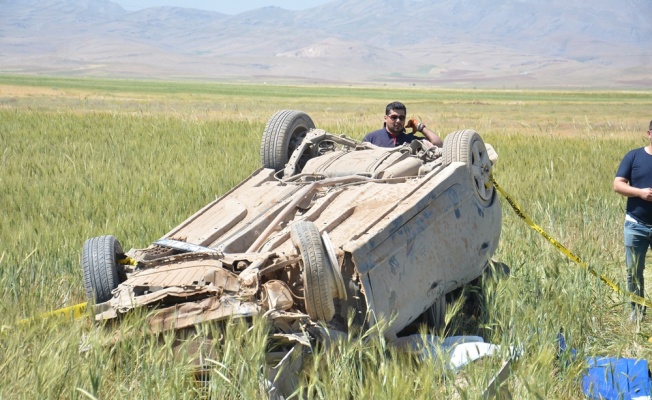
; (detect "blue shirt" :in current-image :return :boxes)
[362,127,419,148]
[616,147,652,224]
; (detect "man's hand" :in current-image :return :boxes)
[614,178,652,202]
[406,118,419,133]
[640,188,652,202]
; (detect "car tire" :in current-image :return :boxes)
[81,235,123,303]
[443,129,494,205]
[290,221,335,322]
[261,110,315,171]
[424,295,447,331]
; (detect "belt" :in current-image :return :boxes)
[626,214,652,227]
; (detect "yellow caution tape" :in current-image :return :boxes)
[491,174,652,309]
[15,302,88,327]
[118,256,138,266]
[8,256,137,329]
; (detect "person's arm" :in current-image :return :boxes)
[405,119,443,147]
[614,177,652,201]
[419,124,443,147]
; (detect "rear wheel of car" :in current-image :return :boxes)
[443,129,494,206]
[261,110,315,171]
[81,235,123,303]
[290,221,335,322]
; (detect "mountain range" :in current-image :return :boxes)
[1,0,651,88]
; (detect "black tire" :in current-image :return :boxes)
[260,110,315,171]
[443,129,494,206]
[81,235,123,303]
[290,221,335,322]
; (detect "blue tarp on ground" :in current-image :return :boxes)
[558,331,651,399]
[582,357,651,400]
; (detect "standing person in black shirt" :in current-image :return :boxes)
[614,119,652,321]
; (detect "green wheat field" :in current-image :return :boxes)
[1,74,652,399]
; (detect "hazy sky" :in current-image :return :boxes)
[112,1,333,15]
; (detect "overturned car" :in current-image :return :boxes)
[82,109,501,355]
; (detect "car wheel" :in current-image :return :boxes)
[260,110,315,171]
[81,235,123,303]
[290,221,335,322]
[443,129,494,205]
[424,295,447,331]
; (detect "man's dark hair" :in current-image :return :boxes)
[385,101,406,115]
[649,120,652,131]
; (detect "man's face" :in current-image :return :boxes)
[384,109,406,135]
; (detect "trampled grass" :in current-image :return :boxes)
[1,75,652,398]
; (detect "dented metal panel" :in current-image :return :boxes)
[350,166,501,338]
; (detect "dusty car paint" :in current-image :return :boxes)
[82,110,502,391]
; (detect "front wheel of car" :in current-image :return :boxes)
[260,110,315,171]
[290,221,335,322]
[443,129,494,206]
[81,235,123,303]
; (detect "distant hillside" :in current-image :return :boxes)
[1,0,650,88]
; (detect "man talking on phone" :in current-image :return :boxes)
[362,101,443,148]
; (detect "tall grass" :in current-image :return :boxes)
[1,76,652,398]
